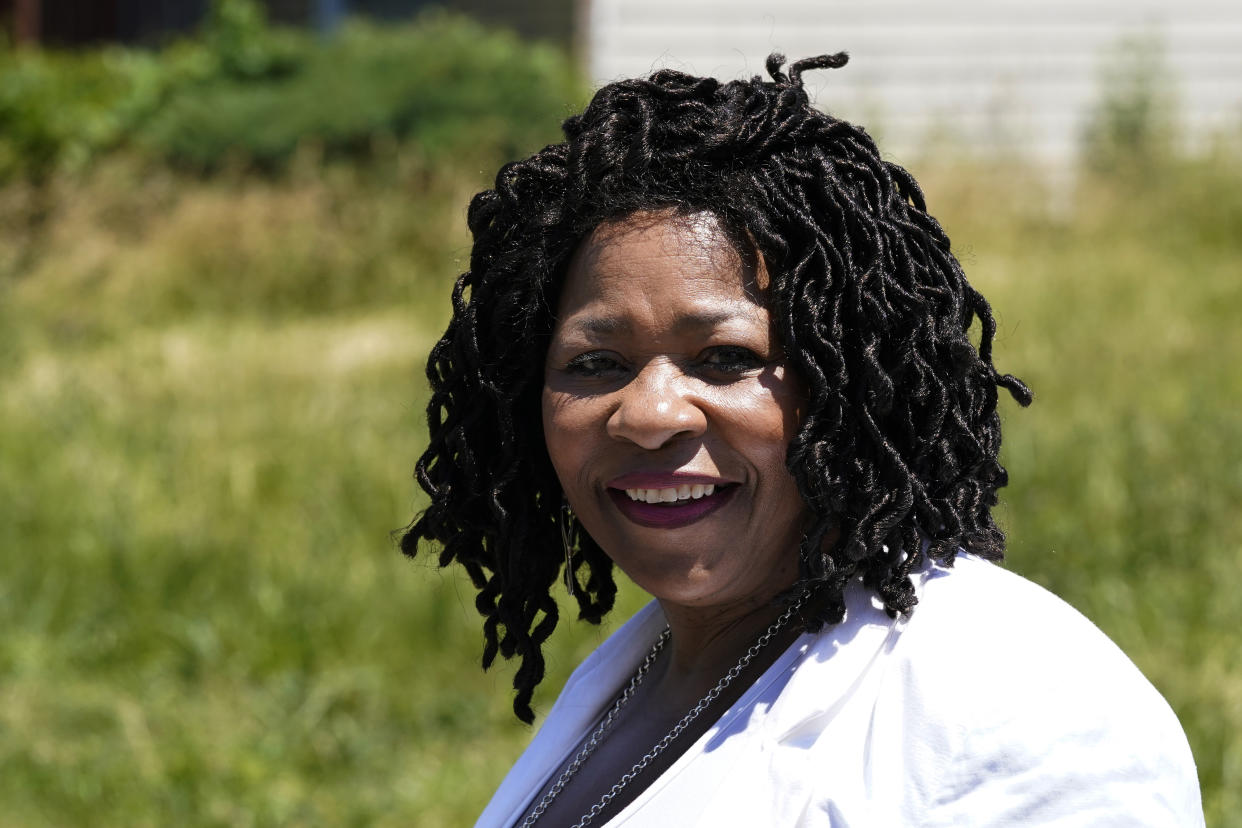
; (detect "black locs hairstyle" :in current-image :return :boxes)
[402,54,1032,723]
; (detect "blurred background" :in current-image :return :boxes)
[0,0,1238,825]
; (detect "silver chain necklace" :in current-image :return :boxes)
[519,594,807,828]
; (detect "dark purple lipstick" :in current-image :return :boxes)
[605,476,738,529]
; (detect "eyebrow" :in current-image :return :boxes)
[563,308,752,338]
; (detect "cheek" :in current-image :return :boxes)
[541,386,590,487]
[766,373,808,462]
[727,379,806,512]
[706,375,805,459]
[540,386,567,468]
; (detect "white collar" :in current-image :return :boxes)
[476,557,942,828]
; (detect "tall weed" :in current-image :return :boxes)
[2,152,479,336]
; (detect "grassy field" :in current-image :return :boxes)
[1,146,1239,826]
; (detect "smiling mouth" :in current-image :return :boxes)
[607,484,737,528]
[623,483,721,504]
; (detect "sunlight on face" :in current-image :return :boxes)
[542,211,808,614]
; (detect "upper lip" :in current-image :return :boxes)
[606,471,738,490]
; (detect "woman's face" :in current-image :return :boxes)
[542,211,808,613]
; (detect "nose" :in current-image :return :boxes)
[606,360,707,450]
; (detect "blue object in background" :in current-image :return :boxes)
[314,0,347,32]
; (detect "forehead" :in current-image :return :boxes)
[557,212,768,325]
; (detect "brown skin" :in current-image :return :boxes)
[536,211,812,822]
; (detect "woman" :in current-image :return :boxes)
[404,54,1203,826]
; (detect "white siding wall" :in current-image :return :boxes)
[585,0,1242,162]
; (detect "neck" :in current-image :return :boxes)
[646,582,805,713]
[659,595,789,672]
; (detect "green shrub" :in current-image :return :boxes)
[1081,33,1178,174]
[200,0,306,81]
[0,2,583,180]
[140,13,582,172]
[0,47,168,179]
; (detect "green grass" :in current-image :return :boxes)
[1,151,1239,825]
[921,155,1242,826]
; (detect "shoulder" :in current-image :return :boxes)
[903,552,1137,671]
[888,554,1204,826]
[899,553,1166,708]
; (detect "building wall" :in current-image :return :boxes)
[584,0,1242,162]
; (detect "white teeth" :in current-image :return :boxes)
[623,484,719,503]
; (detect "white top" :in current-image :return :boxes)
[477,554,1204,827]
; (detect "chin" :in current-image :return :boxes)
[612,553,722,601]
[622,558,766,610]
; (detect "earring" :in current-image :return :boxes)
[559,500,576,597]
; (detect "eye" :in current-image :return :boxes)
[564,352,627,377]
[699,346,765,375]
